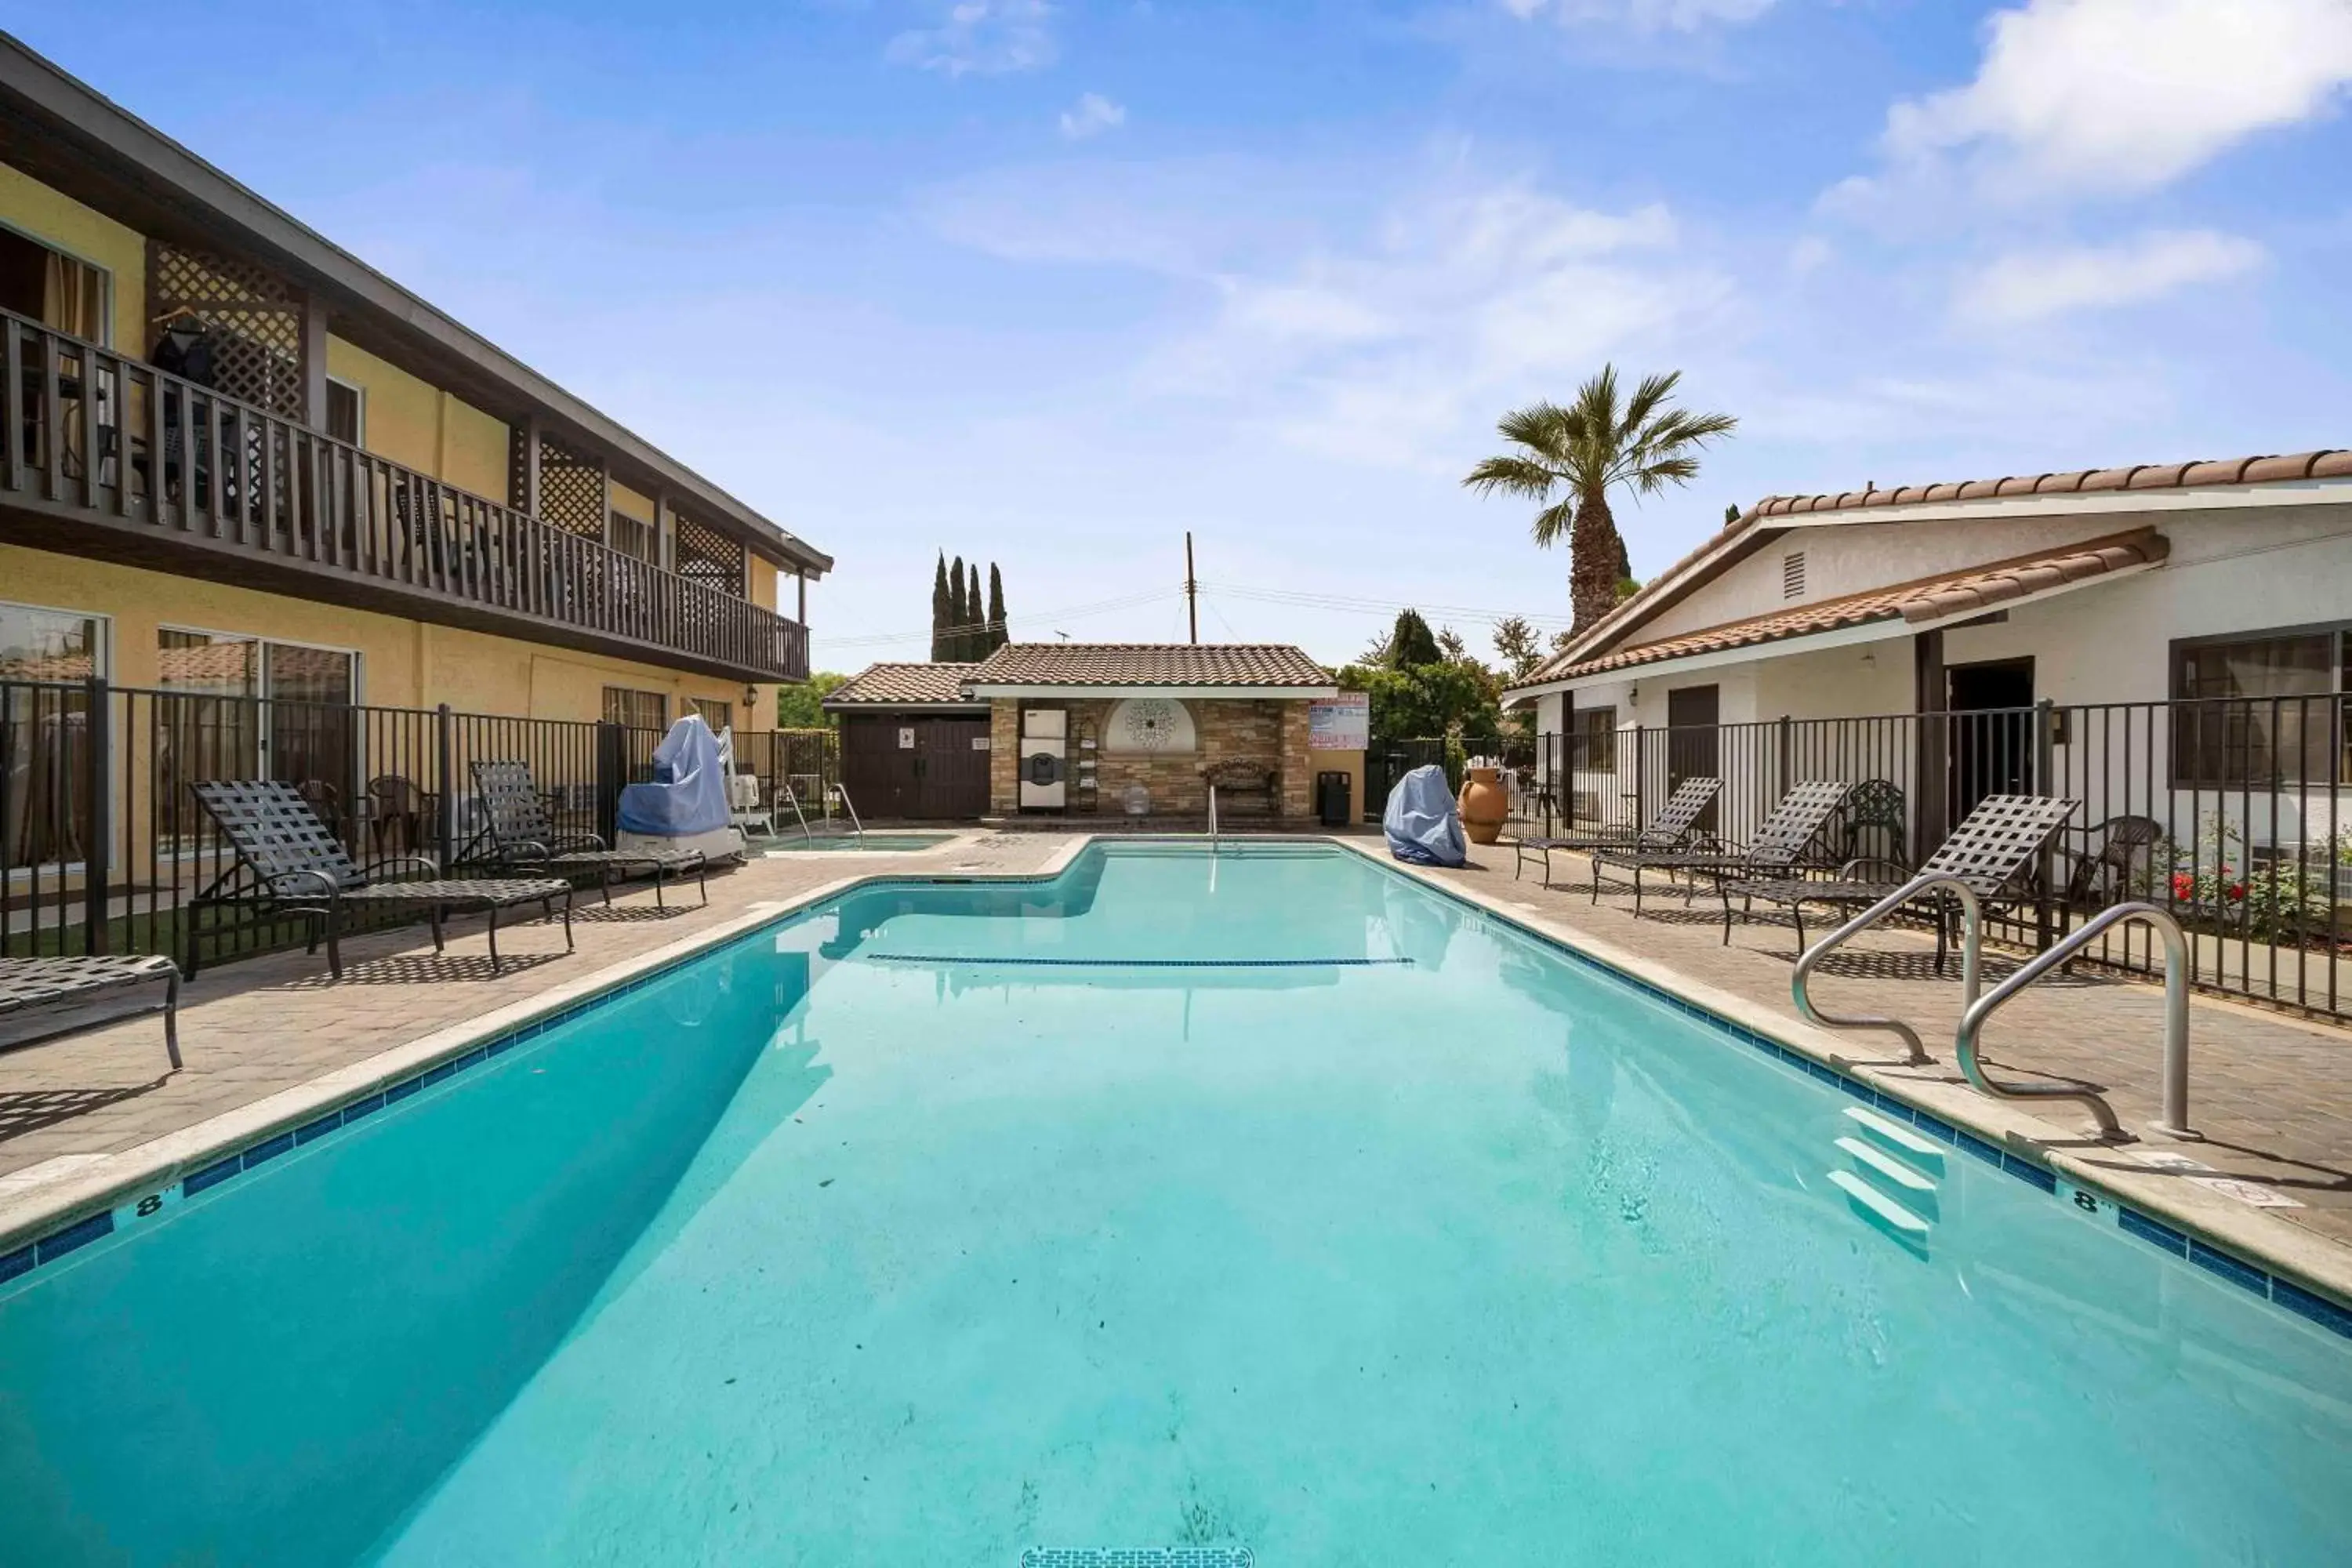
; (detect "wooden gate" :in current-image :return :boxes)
[915,717,990,819]
[840,713,989,819]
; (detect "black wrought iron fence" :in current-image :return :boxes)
[1509,695,2347,1019]
[0,679,768,972]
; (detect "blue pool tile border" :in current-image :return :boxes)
[7,844,2352,1348]
[1377,851,2352,1343]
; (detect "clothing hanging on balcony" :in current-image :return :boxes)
[150,312,217,388]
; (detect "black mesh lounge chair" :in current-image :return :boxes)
[1591,781,1853,923]
[186,780,574,980]
[469,760,708,909]
[1515,776,1722,887]
[0,956,181,1067]
[1722,793,2078,965]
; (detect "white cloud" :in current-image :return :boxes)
[886,0,1057,78]
[1058,92,1127,140]
[1500,0,1777,31]
[1852,0,2352,204]
[1956,229,2267,324]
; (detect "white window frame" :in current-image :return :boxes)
[0,217,115,346]
[324,374,366,446]
[0,598,114,881]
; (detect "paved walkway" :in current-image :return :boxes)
[0,834,1066,1193]
[1422,837,2352,1253]
[5,827,2349,1266]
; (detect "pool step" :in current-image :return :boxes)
[1828,1169,1932,1242]
[1835,1135,1941,1222]
[1842,1105,1946,1173]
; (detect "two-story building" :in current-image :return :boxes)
[0,33,828,739]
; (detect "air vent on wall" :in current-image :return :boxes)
[1782,551,1806,599]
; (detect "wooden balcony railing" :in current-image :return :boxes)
[0,307,809,683]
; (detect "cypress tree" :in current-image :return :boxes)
[948,556,969,661]
[986,563,1007,651]
[965,562,985,659]
[930,554,950,662]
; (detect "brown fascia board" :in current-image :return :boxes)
[0,34,831,577]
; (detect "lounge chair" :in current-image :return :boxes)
[1591,781,1852,927]
[0,955,181,1067]
[470,760,707,909]
[185,780,574,980]
[1721,793,2078,966]
[1514,776,1722,887]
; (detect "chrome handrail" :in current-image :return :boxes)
[1955,902,2192,1142]
[830,784,866,846]
[1791,872,1987,1065]
[776,776,816,844]
[1207,782,1219,848]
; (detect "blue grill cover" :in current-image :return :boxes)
[617,716,731,837]
[1383,764,1465,866]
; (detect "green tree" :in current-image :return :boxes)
[1335,660,1501,743]
[929,554,950,662]
[775,671,851,729]
[947,556,969,660]
[1385,608,1443,670]
[1463,365,1737,633]
[1491,615,1546,681]
[965,561,985,659]
[985,563,1008,651]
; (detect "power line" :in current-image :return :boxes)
[818,586,1186,649]
[1196,580,1577,627]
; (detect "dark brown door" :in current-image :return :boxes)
[1665,684,1721,829]
[841,717,918,817]
[914,717,991,819]
[1947,658,2034,822]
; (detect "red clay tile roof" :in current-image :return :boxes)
[822,662,983,707]
[1747,449,2352,522]
[1551,528,2168,681]
[964,643,1333,688]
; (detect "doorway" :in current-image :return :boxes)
[1665,684,1720,829]
[1946,657,2034,821]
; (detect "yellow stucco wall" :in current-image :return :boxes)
[0,164,147,349]
[611,479,655,524]
[323,336,510,499]
[0,545,759,729]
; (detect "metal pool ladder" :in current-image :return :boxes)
[1207,783,1219,850]
[1792,874,2194,1142]
[829,784,866,847]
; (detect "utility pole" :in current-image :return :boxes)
[1185,531,1198,644]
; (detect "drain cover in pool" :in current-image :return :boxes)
[1021,1552,1254,1567]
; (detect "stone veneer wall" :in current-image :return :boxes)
[985,696,1315,817]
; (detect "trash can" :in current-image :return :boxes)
[1316,770,1351,828]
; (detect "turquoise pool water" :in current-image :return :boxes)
[764,830,956,853]
[3,842,2348,1565]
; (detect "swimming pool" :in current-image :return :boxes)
[763,830,958,853]
[3,842,2347,1564]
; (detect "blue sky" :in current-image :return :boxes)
[24,1,2352,667]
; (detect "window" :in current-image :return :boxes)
[690,697,735,734]
[0,224,109,342]
[610,510,659,565]
[325,378,364,445]
[2169,626,2348,787]
[155,630,358,840]
[1570,704,1617,770]
[0,602,105,869]
[604,686,667,731]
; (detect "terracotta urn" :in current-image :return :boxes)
[1459,765,1507,845]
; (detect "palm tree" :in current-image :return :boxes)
[1462,365,1737,634]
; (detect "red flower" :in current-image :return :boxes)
[2171,873,2195,900]
[2227,882,2247,902]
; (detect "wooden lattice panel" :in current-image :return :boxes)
[535,430,607,538]
[673,510,746,597]
[147,241,306,418]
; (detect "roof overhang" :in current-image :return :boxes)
[823,700,989,714]
[1523,553,2166,697]
[964,684,1339,699]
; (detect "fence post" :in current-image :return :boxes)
[1631,723,1646,830]
[84,676,111,956]
[596,721,624,847]
[435,702,456,869]
[2034,698,2057,952]
[1776,713,1791,800]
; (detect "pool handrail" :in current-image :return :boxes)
[1207,782,1219,849]
[776,775,817,844]
[1791,870,1988,1066]
[1955,902,2191,1142]
[830,783,866,846]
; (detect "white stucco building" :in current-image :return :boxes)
[1502,449,2352,861]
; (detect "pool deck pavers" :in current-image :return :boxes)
[5,825,2352,1298]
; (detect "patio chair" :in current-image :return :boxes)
[1514,776,1722,887]
[1590,781,1853,924]
[0,955,181,1067]
[1838,779,1908,869]
[470,760,708,909]
[185,780,573,981]
[366,775,437,855]
[2060,814,2165,910]
[1720,793,2078,967]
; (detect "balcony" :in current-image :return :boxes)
[0,307,810,684]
